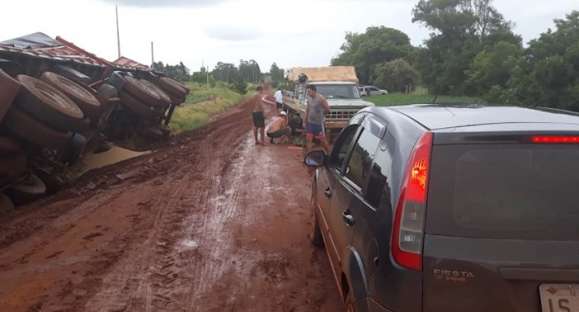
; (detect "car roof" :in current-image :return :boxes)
[369,104,579,131]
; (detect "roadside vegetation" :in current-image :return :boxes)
[169,82,245,133]
[366,93,484,107]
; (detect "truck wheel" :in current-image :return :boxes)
[157,76,188,99]
[8,173,47,205]
[40,72,103,123]
[119,91,156,119]
[123,76,162,108]
[14,75,89,132]
[0,136,22,155]
[53,65,92,86]
[0,68,21,123]
[3,108,73,149]
[139,79,171,108]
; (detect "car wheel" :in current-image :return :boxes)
[3,108,73,149]
[123,76,162,108]
[14,75,89,132]
[41,72,103,124]
[0,68,21,123]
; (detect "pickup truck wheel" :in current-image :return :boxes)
[15,75,89,132]
[0,68,21,123]
[139,79,171,108]
[40,72,102,123]
[3,108,73,149]
[119,91,156,119]
[123,76,162,108]
[157,76,188,99]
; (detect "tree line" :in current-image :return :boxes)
[332,0,579,110]
[155,59,285,94]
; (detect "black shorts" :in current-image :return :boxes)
[276,102,283,109]
[252,112,265,128]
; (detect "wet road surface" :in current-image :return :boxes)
[0,101,343,312]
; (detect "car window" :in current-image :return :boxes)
[344,123,381,189]
[366,139,393,208]
[428,144,579,240]
[330,125,359,171]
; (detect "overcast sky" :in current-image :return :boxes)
[1,0,577,72]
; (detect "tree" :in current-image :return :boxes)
[212,62,240,84]
[269,63,285,87]
[152,61,190,81]
[331,26,415,84]
[373,59,419,93]
[508,11,579,109]
[238,59,262,83]
[412,0,520,95]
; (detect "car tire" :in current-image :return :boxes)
[40,72,103,124]
[119,91,156,119]
[123,76,162,108]
[3,108,73,149]
[157,76,188,99]
[14,75,89,132]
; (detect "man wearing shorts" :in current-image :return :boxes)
[304,85,331,153]
[266,111,291,144]
[252,86,266,145]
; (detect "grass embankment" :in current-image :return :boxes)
[169,83,245,133]
[365,88,485,107]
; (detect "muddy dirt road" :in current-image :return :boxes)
[0,101,344,312]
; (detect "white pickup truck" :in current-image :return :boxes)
[283,66,374,140]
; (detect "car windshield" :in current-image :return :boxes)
[313,85,360,99]
[427,144,579,241]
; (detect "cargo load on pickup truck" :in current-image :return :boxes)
[287,66,358,83]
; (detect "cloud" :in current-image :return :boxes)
[101,0,229,8]
[204,25,262,41]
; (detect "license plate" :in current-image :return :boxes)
[540,284,579,312]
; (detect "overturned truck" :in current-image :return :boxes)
[0,32,189,208]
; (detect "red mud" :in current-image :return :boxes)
[0,100,344,312]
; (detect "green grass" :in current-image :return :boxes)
[366,90,485,107]
[169,82,245,133]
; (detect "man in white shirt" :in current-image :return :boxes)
[274,89,284,112]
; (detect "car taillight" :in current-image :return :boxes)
[391,132,433,271]
[531,135,579,144]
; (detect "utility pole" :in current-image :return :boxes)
[151,41,155,66]
[115,4,121,59]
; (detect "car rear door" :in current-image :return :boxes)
[422,136,579,312]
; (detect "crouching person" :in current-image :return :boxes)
[266,111,291,144]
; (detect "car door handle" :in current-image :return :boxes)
[324,188,332,198]
[342,210,355,226]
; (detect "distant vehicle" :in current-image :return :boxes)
[359,85,388,96]
[305,105,579,312]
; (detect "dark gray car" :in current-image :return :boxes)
[305,105,579,312]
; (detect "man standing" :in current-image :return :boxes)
[274,89,284,112]
[252,86,266,145]
[304,85,331,153]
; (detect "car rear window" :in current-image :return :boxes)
[427,144,579,240]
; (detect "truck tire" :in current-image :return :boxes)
[140,79,171,108]
[119,91,156,119]
[123,76,162,108]
[3,108,72,149]
[0,68,21,123]
[0,137,22,155]
[14,75,89,132]
[0,152,27,181]
[53,65,92,86]
[40,72,103,123]
[157,76,188,99]
[8,173,47,205]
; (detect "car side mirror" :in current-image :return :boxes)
[304,150,327,168]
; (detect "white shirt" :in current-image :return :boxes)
[274,90,283,104]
